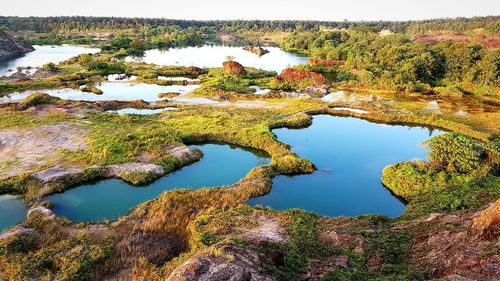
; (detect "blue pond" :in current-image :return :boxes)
[248,115,444,218]
[0,195,28,232]
[46,143,269,222]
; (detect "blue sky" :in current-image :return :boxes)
[2,0,499,21]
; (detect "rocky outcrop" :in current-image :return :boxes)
[164,144,200,161]
[27,144,201,189]
[222,61,246,75]
[184,66,203,76]
[158,92,180,98]
[243,46,269,56]
[473,199,500,237]
[168,245,274,281]
[33,67,60,78]
[0,31,35,60]
[297,86,329,97]
[274,68,327,88]
[106,163,165,185]
[31,166,84,184]
[0,226,36,240]
[7,71,30,81]
[27,206,55,220]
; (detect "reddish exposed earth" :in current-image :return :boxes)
[412,33,500,50]
[308,58,345,67]
[274,68,327,86]
[222,61,246,75]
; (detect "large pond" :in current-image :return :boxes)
[0,195,28,232]
[249,115,444,218]
[46,143,270,222]
[0,82,200,103]
[126,45,309,73]
[0,45,100,77]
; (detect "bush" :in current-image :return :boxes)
[3,233,38,254]
[119,171,161,185]
[42,62,59,71]
[81,85,103,95]
[423,133,485,173]
[17,92,60,109]
[272,155,314,175]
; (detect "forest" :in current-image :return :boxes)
[282,30,499,95]
[1,15,499,33]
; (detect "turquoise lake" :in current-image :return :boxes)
[46,143,269,222]
[0,195,28,232]
[248,115,443,218]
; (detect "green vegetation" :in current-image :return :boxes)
[283,31,499,95]
[402,175,500,220]
[80,84,103,95]
[195,68,275,96]
[16,92,61,109]
[78,54,126,75]
[0,216,115,281]
[382,133,498,199]
[2,16,498,35]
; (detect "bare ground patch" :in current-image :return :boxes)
[0,122,87,179]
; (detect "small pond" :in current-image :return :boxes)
[46,143,270,222]
[126,45,309,73]
[0,195,28,232]
[0,45,100,77]
[0,82,200,103]
[248,115,444,218]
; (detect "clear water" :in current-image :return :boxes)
[158,76,200,82]
[330,107,369,114]
[250,86,271,95]
[0,45,100,77]
[249,115,444,218]
[107,74,137,81]
[126,45,309,73]
[0,195,28,232]
[0,82,200,103]
[112,107,178,115]
[46,143,270,222]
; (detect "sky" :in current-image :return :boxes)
[1,0,499,21]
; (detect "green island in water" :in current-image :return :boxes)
[0,10,498,281]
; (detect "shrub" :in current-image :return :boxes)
[81,85,103,95]
[119,171,161,185]
[423,133,485,173]
[17,92,60,109]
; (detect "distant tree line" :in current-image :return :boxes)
[0,16,498,34]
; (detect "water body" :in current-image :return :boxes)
[46,143,270,222]
[0,195,28,232]
[249,115,444,218]
[126,45,309,73]
[111,107,179,115]
[158,76,200,82]
[107,74,137,81]
[0,45,100,77]
[250,86,271,95]
[0,82,200,103]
